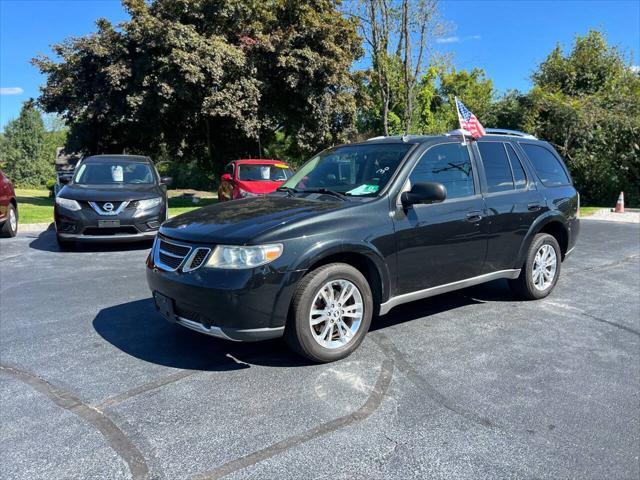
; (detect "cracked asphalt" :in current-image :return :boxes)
[0,220,639,479]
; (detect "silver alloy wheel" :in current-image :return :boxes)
[9,208,16,232]
[309,279,364,349]
[532,243,557,291]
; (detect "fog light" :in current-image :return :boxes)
[146,220,160,229]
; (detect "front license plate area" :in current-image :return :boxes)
[98,219,120,228]
[154,292,176,321]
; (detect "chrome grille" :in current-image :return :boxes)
[153,236,212,272]
[183,247,211,272]
[154,237,192,271]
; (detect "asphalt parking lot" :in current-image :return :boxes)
[0,220,638,480]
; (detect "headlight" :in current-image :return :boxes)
[136,197,163,211]
[55,197,81,211]
[206,244,283,269]
[238,188,258,198]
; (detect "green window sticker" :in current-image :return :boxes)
[347,184,380,196]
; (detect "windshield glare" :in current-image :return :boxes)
[73,162,155,185]
[237,164,293,181]
[281,144,412,196]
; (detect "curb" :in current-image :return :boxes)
[19,222,53,234]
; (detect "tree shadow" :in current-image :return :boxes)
[29,229,154,253]
[92,298,309,371]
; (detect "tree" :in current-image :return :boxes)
[1,101,55,187]
[33,0,362,173]
[528,30,640,206]
[414,66,493,134]
[352,0,445,135]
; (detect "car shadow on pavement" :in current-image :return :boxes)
[370,280,516,332]
[93,298,310,371]
[29,228,153,253]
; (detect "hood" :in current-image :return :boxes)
[59,183,163,201]
[160,195,348,244]
[236,179,284,194]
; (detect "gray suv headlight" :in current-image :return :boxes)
[55,197,81,211]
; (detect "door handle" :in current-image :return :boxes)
[528,203,542,212]
[466,211,483,222]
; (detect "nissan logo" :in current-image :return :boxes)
[103,202,115,212]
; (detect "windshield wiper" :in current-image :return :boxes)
[276,186,299,197]
[300,188,349,200]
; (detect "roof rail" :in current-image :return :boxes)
[484,128,537,139]
[445,129,473,137]
[366,136,387,141]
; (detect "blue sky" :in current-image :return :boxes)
[1,0,638,130]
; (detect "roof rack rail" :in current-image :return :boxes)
[484,128,537,139]
[366,136,387,141]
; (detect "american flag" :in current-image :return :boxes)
[455,97,486,139]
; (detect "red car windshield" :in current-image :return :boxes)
[237,164,293,182]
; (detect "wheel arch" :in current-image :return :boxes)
[293,243,390,309]
[515,213,569,268]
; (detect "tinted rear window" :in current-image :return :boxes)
[520,144,570,187]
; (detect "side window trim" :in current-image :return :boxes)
[504,142,529,189]
[400,141,479,204]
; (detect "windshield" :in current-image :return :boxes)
[73,162,155,185]
[281,143,413,196]
[237,164,293,182]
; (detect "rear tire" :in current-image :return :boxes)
[0,204,18,238]
[285,263,373,363]
[509,233,561,300]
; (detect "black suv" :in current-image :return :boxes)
[147,130,579,362]
[55,155,171,247]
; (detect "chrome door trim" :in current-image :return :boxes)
[379,269,521,315]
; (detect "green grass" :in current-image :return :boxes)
[15,188,218,224]
[15,189,54,224]
[167,197,218,216]
[580,206,605,216]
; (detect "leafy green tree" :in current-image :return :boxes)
[1,101,55,187]
[33,0,362,173]
[528,30,640,206]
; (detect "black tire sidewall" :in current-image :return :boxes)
[288,263,373,363]
[523,233,561,299]
[1,204,17,237]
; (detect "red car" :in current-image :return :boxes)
[218,159,294,201]
[0,170,18,237]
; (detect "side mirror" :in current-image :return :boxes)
[160,176,173,186]
[401,182,447,208]
[221,173,232,182]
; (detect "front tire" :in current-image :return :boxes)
[510,233,561,300]
[0,204,18,238]
[285,263,373,363]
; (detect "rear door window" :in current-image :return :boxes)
[520,144,570,186]
[410,143,475,199]
[477,142,514,193]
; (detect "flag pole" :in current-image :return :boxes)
[454,96,466,146]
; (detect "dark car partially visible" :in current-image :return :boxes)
[0,170,18,238]
[54,155,171,247]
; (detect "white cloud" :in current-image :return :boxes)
[437,36,460,44]
[436,35,482,45]
[0,87,24,95]
[631,65,640,73]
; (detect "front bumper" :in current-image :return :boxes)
[146,239,304,342]
[55,201,164,242]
